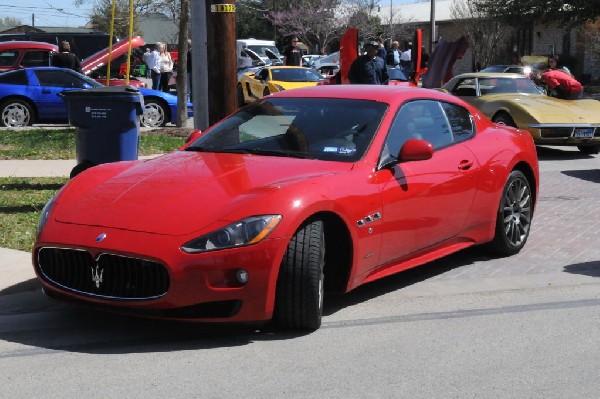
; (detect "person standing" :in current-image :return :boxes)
[386,41,401,68]
[400,41,413,76]
[142,47,152,78]
[146,44,161,90]
[51,41,82,73]
[348,40,389,85]
[158,42,174,93]
[283,36,302,66]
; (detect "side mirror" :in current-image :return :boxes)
[180,129,203,149]
[398,138,434,162]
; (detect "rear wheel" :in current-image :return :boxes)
[489,170,533,256]
[1,99,34,127]
[275,220,325,331]
[577,144,600,155]
[141,100,167,127]
[492,113,516,127]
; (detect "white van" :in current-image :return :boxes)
[236,38,282,68]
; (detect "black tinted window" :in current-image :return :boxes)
[21,50,52,67]
[34,70,85,88]
[440,102,474,143]
[0,70,28,85]
[0,50,19,67]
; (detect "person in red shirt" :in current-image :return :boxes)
[538,69,584,99]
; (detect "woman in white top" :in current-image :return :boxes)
[158,42,174,93]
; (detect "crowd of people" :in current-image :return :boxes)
[348,38,415,85]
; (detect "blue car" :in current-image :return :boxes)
[0,67,192,128]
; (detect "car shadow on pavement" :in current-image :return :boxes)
[535,146,595,160]
[561,169,600,183]
[563,261,600,278]
[324,246,492,316]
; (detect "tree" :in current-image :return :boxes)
[236,0,275,40]
[0,17,22,29]
[268,0,348,53]
[478,0,600,28]
[451,0,513,69]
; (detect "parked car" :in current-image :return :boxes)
[0,67,191,127]
[237,66,323,106]
[33,85,539,331]
[442,72,600,154]
[0,41,57,72]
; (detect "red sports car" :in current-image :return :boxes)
[33,85,539,331]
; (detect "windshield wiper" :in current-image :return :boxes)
[216,148,308,158]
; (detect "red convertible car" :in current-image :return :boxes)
[33,85,539,331]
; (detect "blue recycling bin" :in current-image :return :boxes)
[61,86,144,177]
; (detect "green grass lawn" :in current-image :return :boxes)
[0,127,190,251]
[0,177,68,252]
[0,128,187,159]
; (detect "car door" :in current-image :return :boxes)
[249,68,270,98]
[32,69,87,121]
[376,99,480,264]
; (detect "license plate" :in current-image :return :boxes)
[574,128,594,138]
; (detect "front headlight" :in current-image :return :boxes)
[36,194,58,237]
[181,215,282,253]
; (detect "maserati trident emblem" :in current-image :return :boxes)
[96,233,107,242]
[91,265,104,289]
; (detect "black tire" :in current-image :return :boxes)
[275,220,325,331]
[237,84,245,107]
[489,170,533,256]
[492,113,516,127]
[0,99,35,127]
[577,144,600,155]
[140,99,167,127]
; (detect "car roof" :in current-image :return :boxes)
[0,41,58,51]
[270,85,456,104]
[452,72,526,79]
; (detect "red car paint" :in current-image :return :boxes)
[33,85,539,329]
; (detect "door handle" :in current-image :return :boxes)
[458,160,473,170]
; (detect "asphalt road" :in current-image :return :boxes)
[0,146,599,398]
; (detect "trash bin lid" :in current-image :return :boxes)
[60,85,143,101]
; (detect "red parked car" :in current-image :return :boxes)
[33,85,539,331]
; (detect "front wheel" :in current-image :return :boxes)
[275,220,325,331]
[489,170,533,256]
[140,100,167,127]
[1,99,34,127]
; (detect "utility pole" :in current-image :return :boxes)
[430,0,436,54]
[190,0,236,129]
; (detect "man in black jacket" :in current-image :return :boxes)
[348,40,389,85]
[51,41,82,73]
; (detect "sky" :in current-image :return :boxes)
[0,0,427,28]
[0,0,92,28]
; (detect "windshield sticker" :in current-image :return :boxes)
[323,146,356,155]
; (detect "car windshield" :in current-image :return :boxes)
[478,77,541,95]
[270,68,323,82]
[247,45,281,58]
[186,98,388,162]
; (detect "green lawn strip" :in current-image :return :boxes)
[0,128,185,160]
[0,177,68,252]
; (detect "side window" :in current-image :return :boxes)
[384,100,453,155]
[0,70,28,85]
[451,78,477,96]
[34,70,83,88]
[440,102,474,143]
[0,50,19,67]
[21,50,52,67]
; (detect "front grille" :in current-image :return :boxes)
[539,127,573,139]
[37,247,169,300]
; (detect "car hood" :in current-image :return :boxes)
[273,81,320,90]
[485,94,600,123]
[54,151,352,236]
[82,36,145,76]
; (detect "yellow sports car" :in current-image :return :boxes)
[237,66,324,106]
[442,72,600,154]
